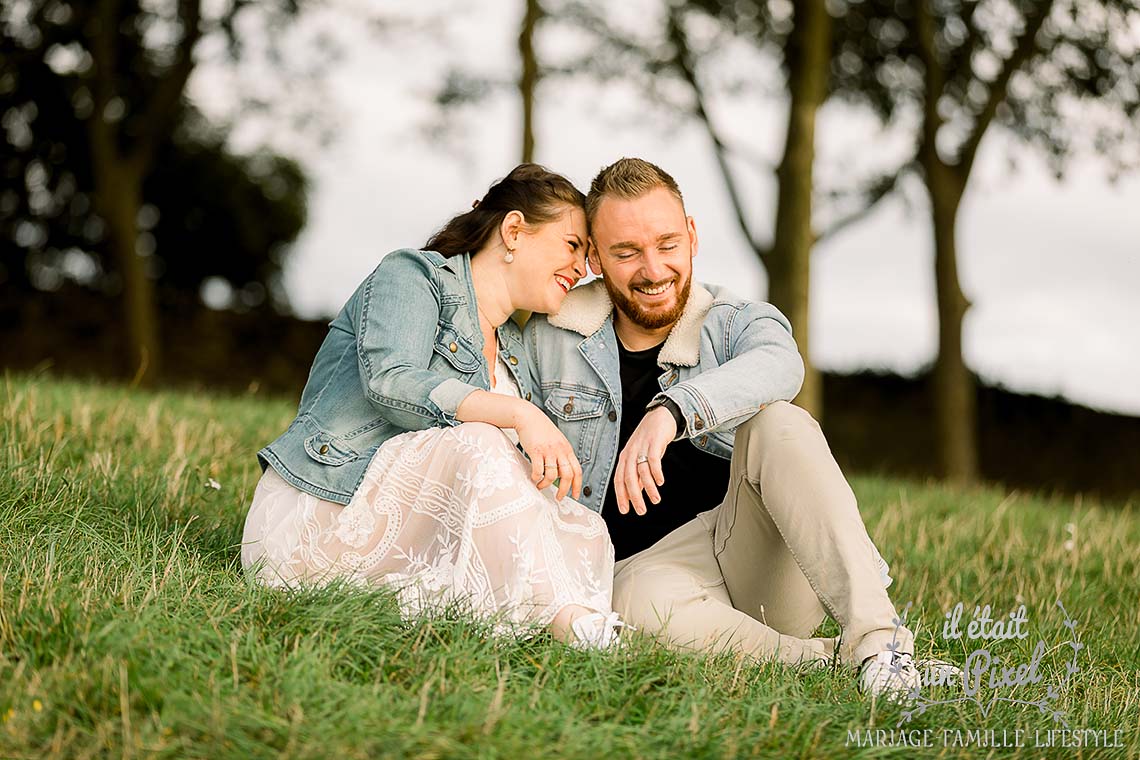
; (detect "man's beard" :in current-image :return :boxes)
[603,274,692,330]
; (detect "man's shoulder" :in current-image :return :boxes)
[700,282,791,327]
[702,281,760,309]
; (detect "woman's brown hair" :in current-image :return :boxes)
[424,163,585,257]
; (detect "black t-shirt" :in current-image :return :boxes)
[601,340,732,561]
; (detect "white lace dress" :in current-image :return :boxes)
[240,353,614,633]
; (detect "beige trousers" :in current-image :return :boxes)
[612,401,914,667]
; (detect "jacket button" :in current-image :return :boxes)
[694,415,705,430]
[563,402,574,414]
[319,444,329,455]
[509,355,518,366]
[583,486,592,497]
[525,392,532,401]
[448,342,458,353]
[608,410,617,422]
[698,435,708,446]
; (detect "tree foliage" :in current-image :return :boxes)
[1,0,308,306]
[830,0,1140,178]
[1,0,314,382]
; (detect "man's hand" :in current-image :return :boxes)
[614,405,678,515]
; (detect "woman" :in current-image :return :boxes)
[242,164,624,648]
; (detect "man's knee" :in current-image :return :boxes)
[736,401,819,446]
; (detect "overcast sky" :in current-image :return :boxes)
[191,3,1140,417]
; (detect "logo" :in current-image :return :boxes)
[845,597,1128,750]
[898,599,1081,726]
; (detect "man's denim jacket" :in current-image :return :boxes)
[524,279,804,514]
[259,248,530,505]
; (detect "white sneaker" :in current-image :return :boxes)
[858,651,963,701]
[569,611,630,650]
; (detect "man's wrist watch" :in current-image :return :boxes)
[649,397,687,441]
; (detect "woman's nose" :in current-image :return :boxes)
[572,251,587,278]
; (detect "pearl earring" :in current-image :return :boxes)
[504,248,515,264]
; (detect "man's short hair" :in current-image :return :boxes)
[585,157,685,225]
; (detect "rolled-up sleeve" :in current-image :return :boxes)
[356,250,483,430]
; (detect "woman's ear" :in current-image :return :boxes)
[587,238,603,276]
[499,210,525,251]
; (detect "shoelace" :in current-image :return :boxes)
[570,610,630,649]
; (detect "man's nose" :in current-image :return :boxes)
[641,251,670,282]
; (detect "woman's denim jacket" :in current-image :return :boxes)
[259,248,530,505]
[523,279,804,514]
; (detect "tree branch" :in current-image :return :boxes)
[518,0,543,163]
[667,8,771,263]
[813,161,915,245]
[128,0,203,174]
[914,0,946,158]
[955,2,1053,177]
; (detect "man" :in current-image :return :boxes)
[524,157,957,698]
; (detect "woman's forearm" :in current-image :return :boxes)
[456,390,537,430]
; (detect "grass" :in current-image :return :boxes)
[1,372,1138,759]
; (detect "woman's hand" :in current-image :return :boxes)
[513,404,583,501]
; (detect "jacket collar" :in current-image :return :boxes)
[438,251,467,276]
[548,279,714,367]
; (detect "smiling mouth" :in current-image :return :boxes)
[633,280,674,296]
[554,275,575,293]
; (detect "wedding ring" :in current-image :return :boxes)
[544,464,557,469]
[636,453,649,465]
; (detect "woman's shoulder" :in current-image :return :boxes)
[361,248,460,293]
[374,247,450,273]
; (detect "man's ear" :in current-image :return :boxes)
[687,215,699,260]
[499,210,525,250]
[586,238,603,276]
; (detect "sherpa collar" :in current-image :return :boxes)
[548,279,714,367]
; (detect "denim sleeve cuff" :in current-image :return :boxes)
[428,378,482,425]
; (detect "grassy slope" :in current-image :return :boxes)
[1,374,1137,759]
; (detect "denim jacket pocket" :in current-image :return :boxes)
[543,385,608,464]
[304,431,358,466]
[432,325,481,374]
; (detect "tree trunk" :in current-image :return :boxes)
[87,0,165,385]
[93,160,160,385]
[768,0,830,418]
[518,0,541,163]
[925,163,978,482]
